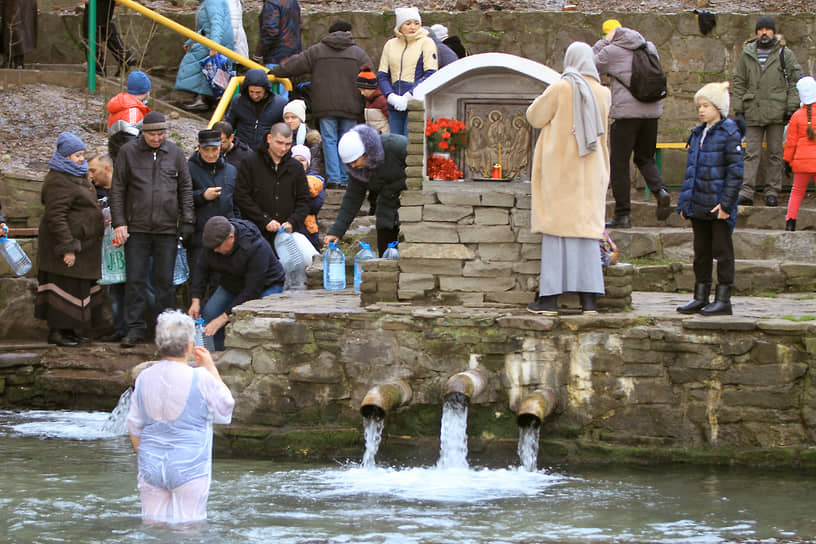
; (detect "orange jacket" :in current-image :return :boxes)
[106,93,150,128]
[783,104,816,173]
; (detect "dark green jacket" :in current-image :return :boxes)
[328,133,407,237]
[732,38,803,126]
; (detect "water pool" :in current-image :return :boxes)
[2,409,815,543]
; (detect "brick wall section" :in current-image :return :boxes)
[362,99,633,310]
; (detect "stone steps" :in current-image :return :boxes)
[610,227,816,262]
[608,200,816,230]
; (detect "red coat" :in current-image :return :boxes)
[106,93,150,127]
[783,105,816,173]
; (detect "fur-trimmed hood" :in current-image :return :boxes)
[345,124,385,183]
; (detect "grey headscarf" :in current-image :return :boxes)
[561,42,605,157]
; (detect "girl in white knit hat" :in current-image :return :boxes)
[377,6,438,136]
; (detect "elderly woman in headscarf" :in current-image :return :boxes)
[525,42,611,315]
[35,132,105,346]
[127,309,234,523]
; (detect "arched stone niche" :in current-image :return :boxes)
[414,53,560,182]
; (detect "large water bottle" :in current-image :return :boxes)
[193,317,215,352]
[173,238,189,286]
[0,226,32,276]
[353,241,377,293]
[274,228,306,290]
[323,242,346,290]
[382,241,400,260]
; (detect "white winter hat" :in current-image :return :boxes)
[796,76,816,106]
[291,144,311,167]
[283,99,307,123]
[395,6,421,30]
[431,24,448,41]
[695,81,730,118]
[338,130,365,164]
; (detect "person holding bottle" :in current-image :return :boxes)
[782,76,816,232]
[35,132,105,347]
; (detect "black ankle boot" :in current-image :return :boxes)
[677,283,711,314]
[527,295,559,316]
[48,329,79,347]
[786,218,796,232]
[579,293,598,314]
[700,284,732,316]
[605,215,631,229]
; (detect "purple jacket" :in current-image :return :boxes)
[592,27,663,120]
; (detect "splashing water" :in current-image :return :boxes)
[518,422,540,472]
[437,393,469,469]
[361,416,384,469]
[100,388,132,436]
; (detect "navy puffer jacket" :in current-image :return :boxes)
[677,118,744,230]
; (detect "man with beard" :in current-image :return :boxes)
[732,15,802,207]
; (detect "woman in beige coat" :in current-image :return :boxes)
[526,42,611,315]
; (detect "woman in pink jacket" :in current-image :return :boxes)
[782,76,816,232]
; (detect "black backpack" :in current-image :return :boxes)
[617,43,667,103]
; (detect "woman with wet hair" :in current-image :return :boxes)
[126,309,235,523]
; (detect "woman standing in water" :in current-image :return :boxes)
[525,42,611,315]
[126,310,235,523]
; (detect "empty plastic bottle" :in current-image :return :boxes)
[382,241,400,260]
[193,317,215,352]
[173,238,189,286]
[0,226,32,276]
[353,241,377,293]
[274,228,306,290]
[323,242,346,290]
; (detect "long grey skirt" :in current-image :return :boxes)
[538,234,605,296]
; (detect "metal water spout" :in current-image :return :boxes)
[360,381,413,420]
[516,389,556,427]
[444,369,488,404]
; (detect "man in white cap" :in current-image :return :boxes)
[323,124,408,256]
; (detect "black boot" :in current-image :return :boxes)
[786,218,796,232]
[605,215,631,229]
[527,294,559,316]
[655,188,672,220]
[579,293,598,314]
[700,284,732,316]
[677,283,711,314]
[48,329,79,347]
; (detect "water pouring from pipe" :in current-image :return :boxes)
[359,381,412,468]
[438,369,487,469]
[516,389,556,471]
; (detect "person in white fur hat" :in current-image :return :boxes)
[377,6,438,136]
[676,81,744,317]
[282,99,324,176]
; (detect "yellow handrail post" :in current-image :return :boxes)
[112,0,292,90]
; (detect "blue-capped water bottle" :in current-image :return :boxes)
[323,241,346,290]
[353,241,377,293]
[0,226,32,276]
[382,241,400,259]
[193,317,215,352]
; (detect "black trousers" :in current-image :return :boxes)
[376,228,398,257]
[609,118,666,217]
[82,0,132,72]
[691,218,734,286]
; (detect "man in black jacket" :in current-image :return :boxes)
[213,121,252,171]
[110,111,194,348]
[234,123,311,246]
[188,216,284,350]
[224,69,288,151]
[272,19,372,188]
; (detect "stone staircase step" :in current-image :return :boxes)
[608,227,816,262]
[608,200,816,230]
[631,259,816,295]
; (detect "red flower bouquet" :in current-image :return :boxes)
[426,117,467,180]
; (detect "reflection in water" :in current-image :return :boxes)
[2,409,816,543]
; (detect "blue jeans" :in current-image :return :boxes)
[107,283,127,335]
[124,233,177,338]
[319,116,357,185]
[202,284,283,350]
[388,110,408,137]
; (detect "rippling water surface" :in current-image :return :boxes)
[2,409,815,543]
